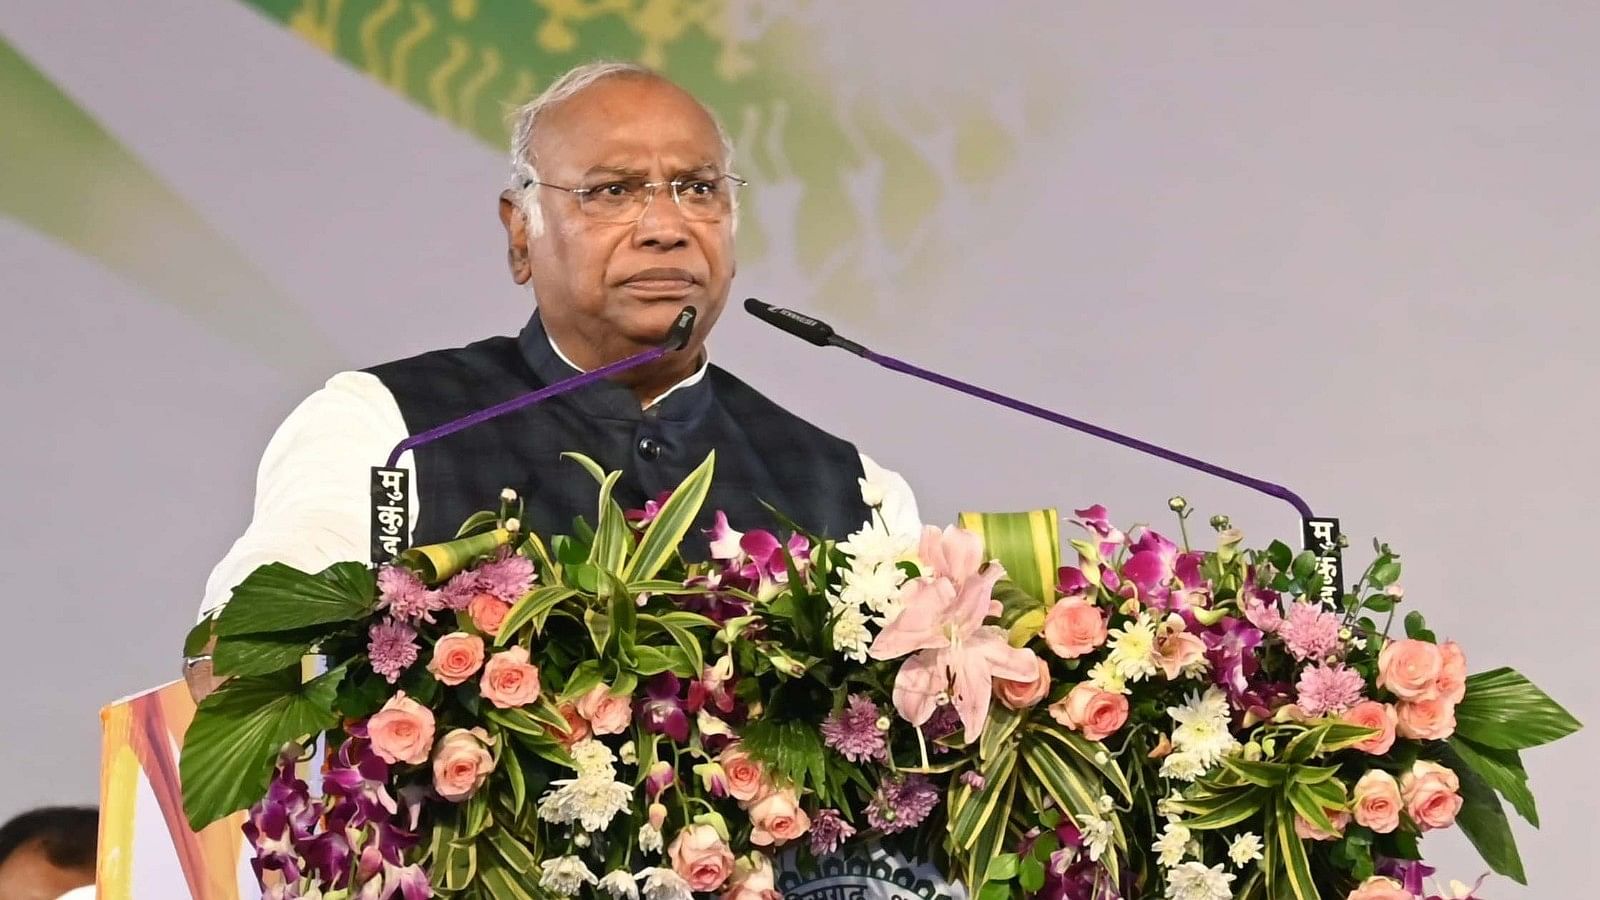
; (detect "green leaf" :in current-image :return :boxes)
[214,562,373,636]
[979,705,1025,763]
[1404,610,1435,642]
[988,852,1020,881]
[1454,667,1582,750]
[1449,736,1538,826]
[477,852,539,900]
[639,614,705,679]
[1271,798,1320,900]
[455,509,502,538]
[1019,856,1046,892]
[497,585,579,645]
[631,645,695,677]
[1265,540,1294,574]
[1222,757,1292,788]
[1031,721,1132,802]
[957,509,1061,607]
[625,451,716,582]
[180,663,347,829]
[1286,782,1337,834]
[1018,738,1122,881]
[1438,742,1528,883]
[401,528,511,583]
[562,451,608,485]
[1370,560,1402,587]
[212,627,329,677]
[500,742,527,812]
[1291,551,1318,580]
[1172,786,1267,830]
[483,827,539,875]
[954,749,1019,891]
[183,618,215,657]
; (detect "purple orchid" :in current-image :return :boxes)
[1378,858,1437,895]
[1120,527,1180,604]
[1057,566,1094,597]
[626,490,674,527]
[1200,616,1264,701]
[1071,505,1127,560]
[641,673,691,742]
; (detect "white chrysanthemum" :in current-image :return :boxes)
[637,867,694,900]
[1075,812,1113,862]
[539,856,598,896]
[839,560,908,616]
[1087,659,1129,695]
[1228,833,1263,868]
[1163,861,1235,900]
[638,822,664,854]
[599,870,640,900]
[570,739,618,780]
[1159,751,1208,782]
[1107,613,1160,681]
[1153,822,1191,868]
[829,601,873,662]
[1167,687,1238,768]
[837,517,913,568]
[538,776,635,832]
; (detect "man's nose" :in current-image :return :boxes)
[631,185,690,249]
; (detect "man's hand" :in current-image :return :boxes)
[183,636,226,704]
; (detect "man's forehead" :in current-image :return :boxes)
[532,77,725,175]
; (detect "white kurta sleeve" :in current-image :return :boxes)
[857,452,921,537]
[198,371,416,621]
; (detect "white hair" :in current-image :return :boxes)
[507,61,736,236]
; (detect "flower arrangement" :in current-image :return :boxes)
[182,453,1580,900]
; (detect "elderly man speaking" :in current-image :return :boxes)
[197,62,917,630]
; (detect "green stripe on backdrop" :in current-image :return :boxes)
[958,509,1060,606]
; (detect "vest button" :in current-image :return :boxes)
[636,437,662,460]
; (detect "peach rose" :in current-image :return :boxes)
[432,727,495,802]
[1048,683,1129,742]
[1342,701,1399,755]
[722,854,781,900]
[1351,770,1403,834]
[427,632,485,686]
[747,788,811,846]
[467,593,512,636]
[1435,640,1468,706]
[668,824,736,892]
[1400,760,1463,831]
[368,691,435,765]
[1377,639,1443,702]
[550,701,591,749]
[995,656,1052,710]
[1154,630,1207,680]
[719,745,773,805]
[1042,596,1108,659]
[576,683,634,735]
[480,647,541,709]
[1396,696,1457,741]
[1293,809,1351,841]
[1346,876,1413,900]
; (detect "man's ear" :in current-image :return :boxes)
[498,191,533,285]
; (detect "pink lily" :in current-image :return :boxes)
[869,548,1039,741]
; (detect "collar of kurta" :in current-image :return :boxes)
[517,310,715,424]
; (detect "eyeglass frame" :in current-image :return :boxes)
[520,172,748,223]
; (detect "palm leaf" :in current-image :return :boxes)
[1454,667,1582,750]
[214,561,373,636]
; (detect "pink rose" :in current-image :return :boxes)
[995,656,1052,710]
[1396,696,1457,741]
[368,691,435,765]
[1153,630,1207,680]
[1342,701,1399,755]
[551,701,591,749]
[1351,770,1403,834]
[747,788,811,846]
[576,683,633,735]
[1435,640,1468,706]
[1400,761,1463,831]
[467,593,512,636]
[722,854,781,900]
[427,632,485,686]
[1345,876,1414,900]
[1048,683,1129,742]
[1377,639,1443,702]
[1042,596,1108,659]
[480,647,541,709]
[719,746,773,805]
[668,823,736,892]
[432,727,495,802]
[1293,809,1351,841]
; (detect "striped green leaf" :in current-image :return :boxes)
[1286,782,1338,834]
[1171,787,1266,831]
[1222,757,1292,788]
[401,528,512,583]
[979,705,1025,763]
[561,451,608,484]
[1271,796,1320,900]
[499,741,527,813]
[496,585,579,646]
[1031,721,1132,802]
[638,613,705,678]
[949,742,1019,848]
[625,451,715,582]
[1449,736,1538,826]
[483,827,538,875]
[589,469,629,574]
[963,771,1018,892]
[1455,667,1582,750]
[958,508,1061,606]
[477,852,540,900]
[1019,738,1123,881]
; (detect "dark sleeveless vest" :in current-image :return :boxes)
[365,312,869,554]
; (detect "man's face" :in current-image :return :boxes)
[501,75,735,365]
[0,841,94,900]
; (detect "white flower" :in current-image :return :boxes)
[539,856,598,896]
[839,560,908,617]
[1107,613,1160,681]
[1153,822,1192,868]
[570,739,618,780]
[829,600,874,662]
[638,822,664,854]
[599,870,640,900]
[1166,687,1238,768]
[538,776,634,832]
[837,516,913,569]
[1087,659,1129,695]
[1075,812,1114,862]
[1227,833,1263,868]
[637,867,694,900]
[620,741,638,765]
[1163,861,1235,900]
[1159,751,1208,782]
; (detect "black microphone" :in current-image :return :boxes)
[744,298,1344,596]
[370,306,699,562]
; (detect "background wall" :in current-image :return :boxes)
[2,1,1595,893]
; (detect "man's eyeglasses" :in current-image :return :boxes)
[523,174,747,224]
